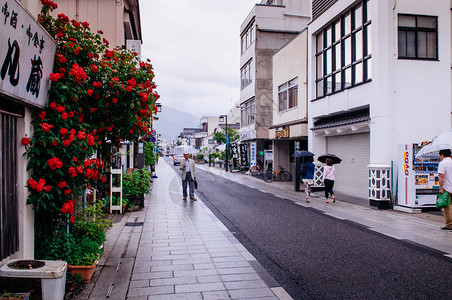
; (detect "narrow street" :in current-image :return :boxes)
[167,158,452,299]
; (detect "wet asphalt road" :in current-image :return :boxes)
[168,160,452,300]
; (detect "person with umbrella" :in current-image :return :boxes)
[301,156,315,203]
[180,152,197,201]
[438,149,452,230]
[322,157,336,203]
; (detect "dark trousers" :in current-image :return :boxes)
[324,179,335,198]
[182,172,194,198]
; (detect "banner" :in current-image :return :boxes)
[240,143,248,167]
[0,0,56,107]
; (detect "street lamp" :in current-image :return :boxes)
[219,114,229,172]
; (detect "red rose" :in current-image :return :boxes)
[82,21,89,28]
[44,185,51,192]
[126,86,133,92]
[64,189,71,195]
[70,63,87,82]
[47,157,63,170]
[61,113,68,120]
[70,216,75,223]
[112,97,118,103]
[38,111,46,119]
[51,140,59,147]
[93,81,102,88]
[21,137,31,145]
[91,65,98,73]
[60,128,68,136]
[41,123,52,132]
[87,89,93,96]
[58,181,67,189]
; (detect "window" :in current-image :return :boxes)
[241,60,252,89]
[241,24,254,54]
[241,98,255,126]
[398,14,437,60]
[278,78,298,112]
[315,0,371,98]
[0,112,19,260]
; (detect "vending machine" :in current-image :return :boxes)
[397,144,440,208]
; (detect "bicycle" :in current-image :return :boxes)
[263,166,291,182]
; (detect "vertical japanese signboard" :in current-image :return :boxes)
[240,143,248,167]
[250,142,256,166]
[0,0,56,108]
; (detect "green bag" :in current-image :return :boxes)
[436,191,450,209]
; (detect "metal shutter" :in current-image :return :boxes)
[326,133,370,199]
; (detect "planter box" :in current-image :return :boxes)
[68,262,96,283]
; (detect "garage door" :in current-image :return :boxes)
[326,133,370,199]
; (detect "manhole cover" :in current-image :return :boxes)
[8,260,45,269]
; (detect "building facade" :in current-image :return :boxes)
[239,0,311,170]
[270,29,309,176]
[307,0,451,207]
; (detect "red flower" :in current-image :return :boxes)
[49,102,56,109]
[56,105,65,113]
[57,54,67,63]
[82,21,89,28]
[63,139,71,147]
[76,166,83,173]
[68,167,77,177]
[61,113,68,120]
[70,216,75,223]
[38,111,45,119]
[126,86,133,92]
[64,189,71,195]
[77,131,86,139]
[49,72,64,81]
[69,63,87,82]
[112,97,118,104]
[73,157,77,162]
[58,181,67,189]
[60,128,68,136]
[41,123,52,132]
[57,13,69,23]
[87,89,93,96]
[21,137,31,145]
[59,67,66,74]
[127,78,137,88]
[91,65,98,73]
[88,53,94,59]
[44,185,51,192]
[90,107,96,113]
[93,81,102,88]
[98,30,104,34]
[47,157,63,170]
[71,19,80,27]
[51,140,59,147]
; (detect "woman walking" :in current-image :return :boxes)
[322,157,336,203]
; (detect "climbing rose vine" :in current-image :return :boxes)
[23,1,159,239]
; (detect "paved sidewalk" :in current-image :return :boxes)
[78,160,291,299]
[199,164,452,258]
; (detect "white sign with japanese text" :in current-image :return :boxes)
[250,142,256,166]
[0,0,56,107]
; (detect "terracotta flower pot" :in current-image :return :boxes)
[68,262,96,283]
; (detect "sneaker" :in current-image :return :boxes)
[190,197,197,201]
[441,227,452,230]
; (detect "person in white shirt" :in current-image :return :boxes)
[438,149,452,230]
[180,153,196,201]
[322,158,336,203]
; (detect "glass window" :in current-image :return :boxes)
[314,0,371,99]
[398,14,437,60]
[278,78,298,111]
[241,60,252,89]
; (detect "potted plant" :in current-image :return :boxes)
[122,168,152,208]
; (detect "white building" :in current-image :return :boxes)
[239,0,311,169]
[307,0,451,207]
[270,29,309,176]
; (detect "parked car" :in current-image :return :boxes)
[173,155,184,166]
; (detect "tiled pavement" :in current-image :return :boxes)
[78,158,452,299]
[79,159,290,299]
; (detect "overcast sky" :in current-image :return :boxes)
[139,0,258,118]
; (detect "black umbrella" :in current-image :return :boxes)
[318,153,342,164]
[292,150,315,157]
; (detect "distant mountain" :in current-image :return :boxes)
[153,105,200,142]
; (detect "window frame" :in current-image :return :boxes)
[278,77,298,112]
[314,0,371,99]
[241,97,255,126]
[241,59,253,89]
[397,14,438,60]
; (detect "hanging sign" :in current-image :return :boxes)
[0,0,56,107]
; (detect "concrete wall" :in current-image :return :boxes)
[272,30,308,126]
